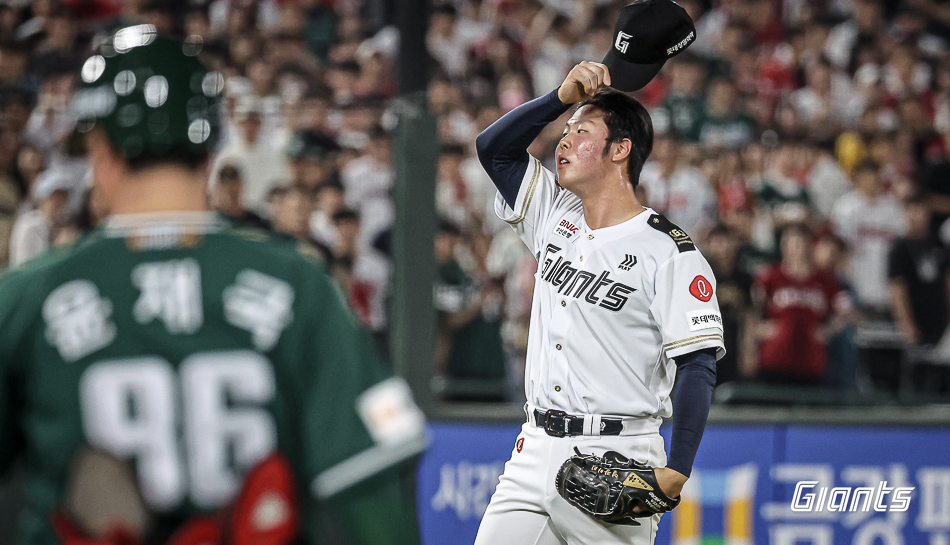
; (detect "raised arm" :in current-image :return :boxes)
[475,90,569,207]
[476,61,610,207]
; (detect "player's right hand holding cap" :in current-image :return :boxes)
[602,0,697,92]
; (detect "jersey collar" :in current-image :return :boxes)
[101,211,227,238]
[579,207,653,240]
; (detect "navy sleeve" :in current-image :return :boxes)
[666,348,717,478]
[474,88,571,208]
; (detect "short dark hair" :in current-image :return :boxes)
[219,164,242,183]
[707,223,734,239]
[333,208,360,223]
[904,191,929,207]
[853,158,878,175]
[780,222,812,242]
[575,88,654,189]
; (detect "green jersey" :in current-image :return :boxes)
[0,212,422,545]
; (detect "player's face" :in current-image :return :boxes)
[557,106,611,191]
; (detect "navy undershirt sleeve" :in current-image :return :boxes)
[667,348,717,478]
[475,88,571,208]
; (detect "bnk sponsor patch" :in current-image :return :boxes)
[554,218,579,240]
[686,310,723,331]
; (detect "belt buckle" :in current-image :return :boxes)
[544,409,568,437]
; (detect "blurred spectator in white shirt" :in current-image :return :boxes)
[832,159,906,310]
[639,133,716,236]
[427,3,491,80]
[309,181,345,249]
[804,140,852,219]
[9,169,72,266]
[210,96,291,216]
[341,125,394,249]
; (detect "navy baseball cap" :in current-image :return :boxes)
[602,0,696,92]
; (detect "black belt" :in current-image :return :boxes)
[531,408,624,437]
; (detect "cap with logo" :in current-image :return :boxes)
[602,0,696,92]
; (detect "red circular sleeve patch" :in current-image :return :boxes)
[689,275,714,302]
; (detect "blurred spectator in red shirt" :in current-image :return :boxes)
[751,224,850,385]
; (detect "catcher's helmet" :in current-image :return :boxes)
[73,25,223,166]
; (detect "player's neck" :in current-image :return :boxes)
[580,188,644,230]
[109,166,210,215]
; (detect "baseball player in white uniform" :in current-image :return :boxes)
[472,3,722,544]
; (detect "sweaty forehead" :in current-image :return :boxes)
[567,105,607,127]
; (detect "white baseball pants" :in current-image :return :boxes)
[474,418,667,545]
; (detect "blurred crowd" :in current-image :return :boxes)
[2,0,950,403]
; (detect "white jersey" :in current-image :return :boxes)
[495,156,726,419]
[831,190,906,308]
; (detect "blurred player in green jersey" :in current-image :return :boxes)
[0,26,424,545]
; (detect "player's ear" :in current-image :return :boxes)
[611,138,632,164]
[85,128,128,193]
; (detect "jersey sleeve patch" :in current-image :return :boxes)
[689,275,713,301]
[648,214,695,252]
[686,310,723,331]
[311,377,428,499]
[356,377,426,446]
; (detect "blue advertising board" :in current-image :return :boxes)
[417,422,950,545]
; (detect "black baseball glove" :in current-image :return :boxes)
[555,448,681,525]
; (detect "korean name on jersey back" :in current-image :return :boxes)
[539,244,636,312]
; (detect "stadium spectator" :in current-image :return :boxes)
[212,164,269,229]
[332,208,390,335]
[267,184,311,241]
[789,57,863,139]
[640,132,717,236]
[889,193,950,394]
[751,224,849,385]
[919,132,950,231]
[427,3,490,81]
[210,96,291,215]
[813,233,861,389]
[803,140,852,219]
[436,144,473,229]
[309,180,345,249]
[8,169,70,266]
[705,224,754,384]
[434,220,507,402]
[341,124,394,249]
[756,140,813,233]
[831,159,905,311]
[697,78,758,149]
[888,194,950,345]
[654,53,707,142]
